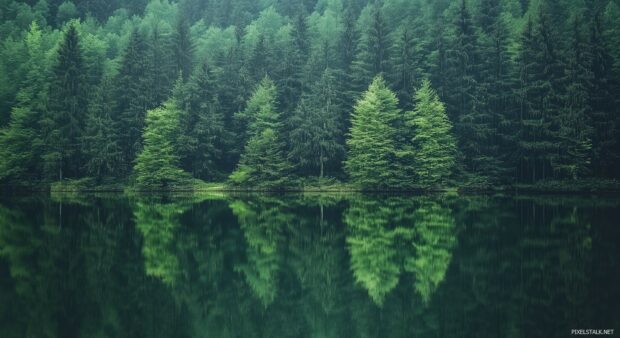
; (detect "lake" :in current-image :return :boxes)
[0,193,618,337]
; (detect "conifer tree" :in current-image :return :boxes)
[81,77,121,181]
[230,77,291,188]
[41,23,86,180]
[173,18,193,81]
[115,29,155,170]
[345,76,401,189]
[351,3,391,94]
[554,18,593,179]
[176,63,227,180]
[289,69,344,178]
[403,79,456,186]
[134,100,189,189]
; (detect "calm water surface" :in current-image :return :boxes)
[0,193,618,337]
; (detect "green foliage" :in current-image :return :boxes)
[289,69,344,178]
[231,77,292,189]
[40,23,86,180]
[402,79,457,186]
[345,76,401,189]
[133,101,190,189]
[0,0,619,189]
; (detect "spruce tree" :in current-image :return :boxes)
[134,100,189,189]
[554,18,593,179]
[345,76,401,189]
[115,29,155,171]
[351,3,391,94]
[403,79,456,186]
[289,69,344,178]
[176,63,227,181]
[41,23,86,180]
[588,13,619,177]
[81,77,121,181]
[230,77,291,188]
[515,9,565,182]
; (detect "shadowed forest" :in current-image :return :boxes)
[1,0,620,190]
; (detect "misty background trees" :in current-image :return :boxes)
[0,0,619,189]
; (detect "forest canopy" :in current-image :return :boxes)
[1,0,619,190]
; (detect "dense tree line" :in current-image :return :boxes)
[1,0,619,189]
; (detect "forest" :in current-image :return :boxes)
[1,0,619,190]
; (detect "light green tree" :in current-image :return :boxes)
[134,101,190,189]
[230,77,292,188]
[403,79,457,186]
[345,76,401,189]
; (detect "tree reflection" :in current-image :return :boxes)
[405,200,456,304]
[230,196,292,307]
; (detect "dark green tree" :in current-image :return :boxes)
[115,29,154,172]
[41,23,86,180]
[81,77,122,181]
[176,63,227,181]
[288,69,345,178]
[351,3,391,93]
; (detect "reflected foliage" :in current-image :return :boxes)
[0,193,618,337]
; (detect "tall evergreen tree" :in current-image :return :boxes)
[554,18,593,179]
[289,69,345,178]
[134,100,189,189]
[176,63,227,180]
[41,23,86,180]
[345,76,401,189]
[172,18,193,81]
[351,3,391,94]
[588,12,619,177]
[230,77,291,188]
[115,29,154,171]
[402,79,457,186]
[81,76,121,181]
[515,9,565,182]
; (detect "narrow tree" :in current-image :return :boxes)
[345,76,401,189]
[404,79,456,186]
[134,101,189,189]
[41,23,86,180]
[81,77,122,182]
[289,69,344,178]
[230,77,291,188]
[176,63,227,180]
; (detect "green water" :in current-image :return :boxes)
[0,193,618,337]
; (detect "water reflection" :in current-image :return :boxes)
[0,193,618,337]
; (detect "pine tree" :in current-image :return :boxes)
[278,13,308,114]
[515,9,565,182]
[176,63,227,180]
[81,77,122,181]
[389,27,417,108]
[403,79,456,186]
[172,18,193,82]
[554,18,593,179]
[588,12,619,177]
[41,23,86,180]
[134,100,189,189]
[115,29,154,171]
[289,69,344,178]
[230,77,291,188]
[345,76,401,189]
[351,3,391,94]
[0,22,47,183]
[444,0,502,183]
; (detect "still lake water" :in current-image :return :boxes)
[0,192,618,337]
